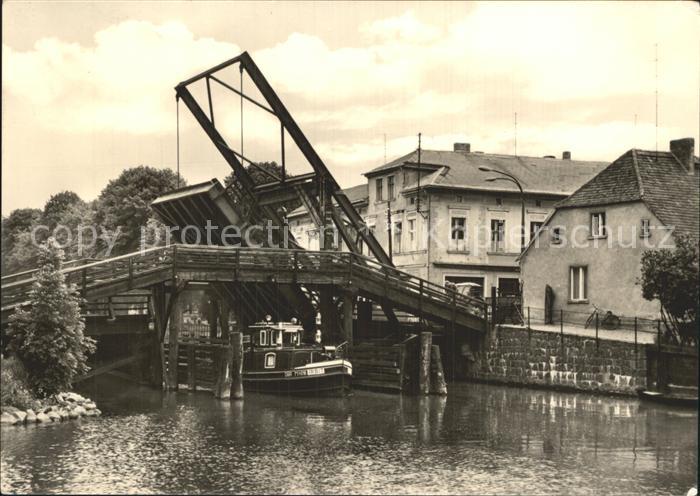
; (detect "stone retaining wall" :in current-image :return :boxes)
[469,325,647,395]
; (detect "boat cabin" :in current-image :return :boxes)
[248,322,304,348]
[244,320,333,371]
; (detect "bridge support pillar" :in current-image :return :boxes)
[208,290,220,339]
[219,298,231,340]
[166,296,183,390]
[320,287,337,344]
[214,335,233,399]
[419,331,432,395]
[230,331,244,400]
[342,292,355,347]
[357,299,373,341]
[148,284,168,388]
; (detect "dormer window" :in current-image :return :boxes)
[496,197,503,206]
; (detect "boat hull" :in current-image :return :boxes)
[637,389,698,408]
[243,360,352,396]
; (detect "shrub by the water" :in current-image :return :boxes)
[6,238,96,398]
[0,356,35,410]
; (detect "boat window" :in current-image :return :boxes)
[274,331,283,346]
[264,353,276,369]
[259,330,267,346]
[292,351,311,367]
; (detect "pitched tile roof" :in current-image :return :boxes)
[556,149,699,241]
[367,149,607,197]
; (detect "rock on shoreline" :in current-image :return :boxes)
[1,392,101,427]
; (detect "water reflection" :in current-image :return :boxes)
[1,377,696,495]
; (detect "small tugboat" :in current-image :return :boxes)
[242,317,352,396]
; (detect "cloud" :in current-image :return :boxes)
[2,4,698,213]
[359,10,442,44]
[3,20,240,134]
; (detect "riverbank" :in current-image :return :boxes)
[1,391,102,427]
[1,356,102,427]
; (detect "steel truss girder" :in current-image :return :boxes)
[176,51,398,326]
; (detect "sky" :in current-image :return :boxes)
[2,1,699,214]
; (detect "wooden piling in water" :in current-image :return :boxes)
[214,336,234,399]
[419,331,432,395]
[429,345,447,395]
[230,331,244,400]
[187,344,196,391]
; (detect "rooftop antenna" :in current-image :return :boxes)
[655,43,658,160]
[417,132,426,219]
[417,132,422,164]
[176,96,180,188]
[384,133,387,164]
[514,112,518,156]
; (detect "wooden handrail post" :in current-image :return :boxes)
[128,257,134,290]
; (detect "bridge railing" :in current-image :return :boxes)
[172,245,486,320]
[3,244,487,325]
[1,257,99,285]
[1,247,171,310]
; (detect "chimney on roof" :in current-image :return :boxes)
[562,151,571,160]
[670,138,695,174]
[453,143,470,153]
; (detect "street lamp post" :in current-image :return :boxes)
[478,166,526,253]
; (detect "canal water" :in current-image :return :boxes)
[1,377,697,495]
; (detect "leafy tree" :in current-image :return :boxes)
[224,161,301,215]
[42,191,84,232]
[95,166,184,255]
[1,208,42,272]
[52,200,99,261]
[3,231,41,274]
[7,238,96,397]
[640,234,699,344]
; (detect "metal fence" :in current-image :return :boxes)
[494,301,697,351]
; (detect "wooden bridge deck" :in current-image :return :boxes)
[1,245,487,333]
